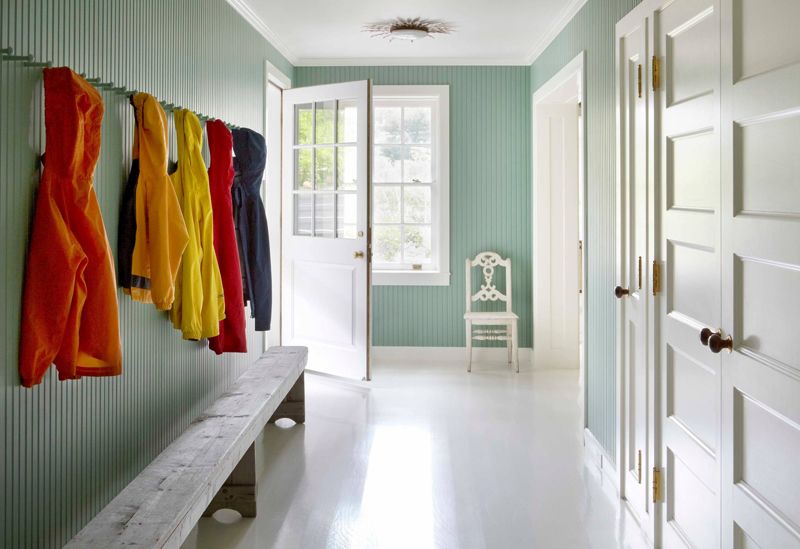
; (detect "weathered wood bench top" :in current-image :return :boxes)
[65,346,308,549]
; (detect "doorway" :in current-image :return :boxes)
[532,52,587,414]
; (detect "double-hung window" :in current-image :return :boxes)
[371,85,450,286]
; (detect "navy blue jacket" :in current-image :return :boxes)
[231,128,272,331]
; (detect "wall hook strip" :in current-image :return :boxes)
[24,61,52,68]
[3,54,34,62]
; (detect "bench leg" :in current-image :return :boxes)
[203,442,257,518]
[269,372,305,424]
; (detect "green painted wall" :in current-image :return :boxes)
[296,66,532,348]
[0,1,291,546]
[530,0,642,460]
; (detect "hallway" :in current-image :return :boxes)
[184,362,649,549]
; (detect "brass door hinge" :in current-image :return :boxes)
[652,467,662,502]
[652,260,661,296]
[637,450,642,483]
[637,63,642,98]
[652,55,661,91]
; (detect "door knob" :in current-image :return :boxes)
[708,333,733,354]
[614,286,630,298]
[700,328,720,346]
[353,251,365,259]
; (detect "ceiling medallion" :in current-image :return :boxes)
[363,17,454,42]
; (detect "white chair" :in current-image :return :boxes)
[464,251,519,372]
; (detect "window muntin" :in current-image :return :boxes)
[372,98,439,271]
[292,99,358,238]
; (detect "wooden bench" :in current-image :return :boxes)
[65,346,308,549]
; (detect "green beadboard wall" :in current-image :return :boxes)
[296,66,532,348]
[530,0,642,460]
[0,1,291,547]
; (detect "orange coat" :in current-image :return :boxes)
[19,67,122,387]
[122,93,188,308]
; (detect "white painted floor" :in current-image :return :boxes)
[183,360,650,549]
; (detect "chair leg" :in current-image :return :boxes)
[466,321,472,372]
[506,323,512,364]
[512,320,519,373]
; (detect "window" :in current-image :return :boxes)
[372,85,450,286]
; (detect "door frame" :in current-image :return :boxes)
[531,50,588,422]
[263,60,292,352]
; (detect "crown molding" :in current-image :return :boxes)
[226,0,299,66]
[229,0,586,69]
[295,57,529,67]
[524,0,588,65]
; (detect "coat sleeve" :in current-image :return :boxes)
[19,188,88,387]
[145,172,188,310]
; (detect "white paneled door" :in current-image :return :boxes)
[282,81,371,380]
[617,8,653,537]
[655,0,721,546]
[533,103,580,369]
[720,0,800,547]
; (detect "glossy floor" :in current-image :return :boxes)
[183,360,649,549]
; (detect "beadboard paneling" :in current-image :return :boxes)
[530,0,642,461]
[296,66,532,348]
[0,1,291,547]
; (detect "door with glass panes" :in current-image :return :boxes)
[281,81,371,380]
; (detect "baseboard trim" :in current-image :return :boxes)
[372,346,540,369]
[583,428,620,497]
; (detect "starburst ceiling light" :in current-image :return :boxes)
[363,17,454,42]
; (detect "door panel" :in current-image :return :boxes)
[533,103,580,369]
[721,0,800,546]
[617,13,653,535]
[656,0,721,547]
[282,81,371,380]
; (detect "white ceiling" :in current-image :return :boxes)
[227,0,588,66]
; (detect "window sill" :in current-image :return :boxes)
[372,270,451,286]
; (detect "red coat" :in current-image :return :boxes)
[19,67,122,386]
[207,120,247,353]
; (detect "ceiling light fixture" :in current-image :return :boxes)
[364,17,454,42]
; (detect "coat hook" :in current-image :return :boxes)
[1,46,13,55]
[111,86,127,94]
[86,77,101,83]
[96,81,114,88]
[23,60,52,68]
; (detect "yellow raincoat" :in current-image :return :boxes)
[124,93,189,309]
[170,109,225,340]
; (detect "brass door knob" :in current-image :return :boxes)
[700,328,720,346]
[353,251,365,259]
[708,333,733,354]
[614,286,630,298]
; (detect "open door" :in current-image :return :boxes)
[281,81,371,380]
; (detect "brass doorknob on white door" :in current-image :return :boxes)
[614,286,629,298]
[708,333,733,354]
[353,251,365,259]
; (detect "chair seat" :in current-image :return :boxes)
[464,311,518,321]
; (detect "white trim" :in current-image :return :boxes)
[372,346,535,369]
[263,62,292,352]
[583,428,620,496]
[296,57,529,67]
[266,61,292,90]
[226,0,299,65]
[525,0,589,65]
[371,85,450,287]
[532,50,587,420]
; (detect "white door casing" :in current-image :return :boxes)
[655,0,721,546]
[281,80,371,380]
[533,102,580,370]
[720,0,800,547]
[616,9,654,537]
